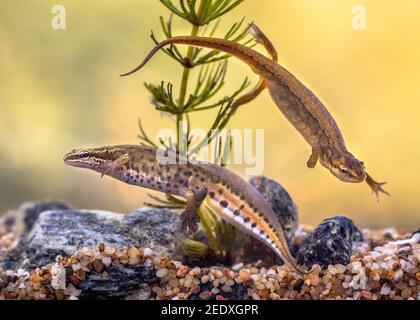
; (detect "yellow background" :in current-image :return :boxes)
[1,1,419,230]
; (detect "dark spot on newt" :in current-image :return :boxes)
[220,200,228,208]
[233,210,240,216]
[251,222,257,228]
[183,171,192,177]
[209,192,215,198]
[218,189,223,195]
[244,217,250,223]
[211,176,220,183]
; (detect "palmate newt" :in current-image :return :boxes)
[64,145,308,274]
[121,25,389,200]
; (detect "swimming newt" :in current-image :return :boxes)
[121,25,389,200]
[64,145,308,274]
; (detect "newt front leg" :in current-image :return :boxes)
[101,153,130,178]
[180,177,207,233]
[307,147,320,169]
[366,173,390,201]
[181,189,201,233]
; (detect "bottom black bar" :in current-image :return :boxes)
[0,300,415,319]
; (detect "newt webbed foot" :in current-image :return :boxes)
[180,208,200,234]
[365,173,390,201]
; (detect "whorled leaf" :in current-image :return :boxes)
[160,0,245,26]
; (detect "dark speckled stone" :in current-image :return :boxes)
[249,176,298,244]
[77,265,158,299]
[296,215,363,268]
[233,176,299,265]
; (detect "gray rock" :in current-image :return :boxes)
[296,215,363,268]
[78,265,158,299]
[2,206,182,271]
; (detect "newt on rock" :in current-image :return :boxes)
[121,24,389,200]
[64,145,308,274]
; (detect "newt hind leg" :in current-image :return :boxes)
[230,24,278,115]
[250,24,278,62]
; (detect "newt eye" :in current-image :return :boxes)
[339,168,350,175]
[79,152,90,159]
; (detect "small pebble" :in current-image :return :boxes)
[156,268,168,278]
[201,275,210,284]
[401,287,412,299]
[380,285,391,295]
[239,270,250,281]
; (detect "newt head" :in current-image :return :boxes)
[321,152,389,200]
[64,146,130,177]
[323,152,366,183]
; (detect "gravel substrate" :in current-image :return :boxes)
[1,223,419,300]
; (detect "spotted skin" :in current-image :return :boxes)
[64,145,307,274]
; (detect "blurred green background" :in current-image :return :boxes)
[1,0,419,230]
